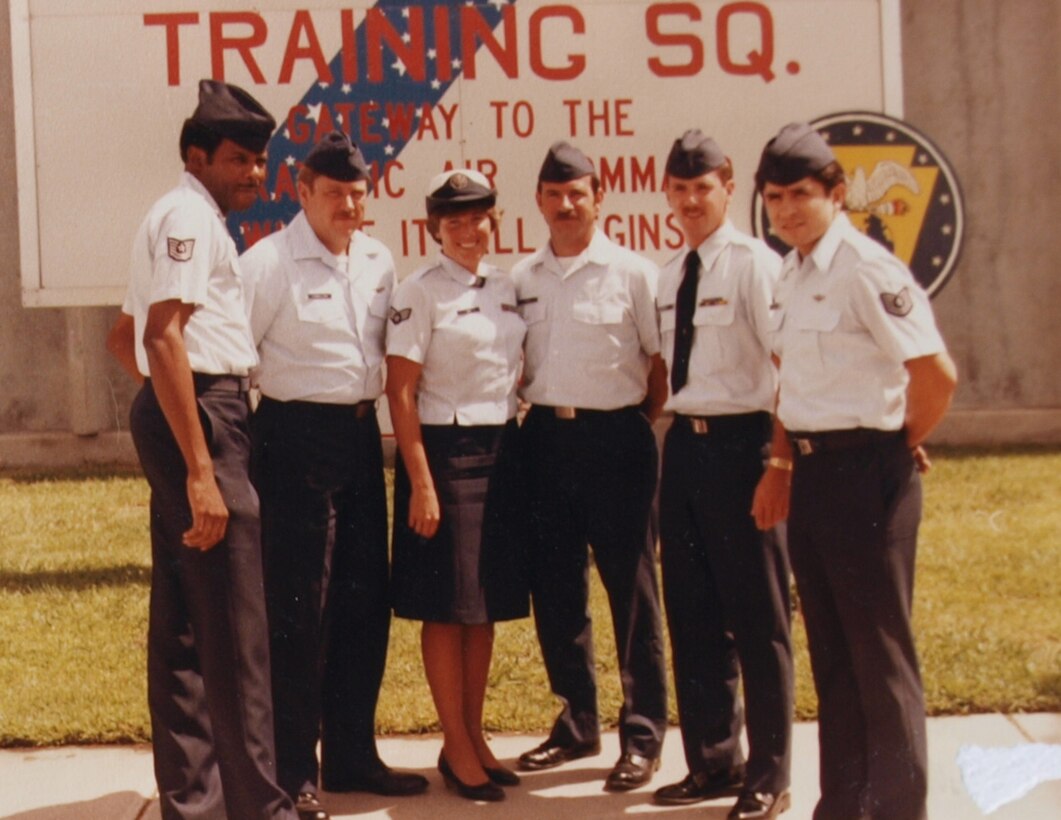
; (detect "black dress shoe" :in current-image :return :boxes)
[517,739,602,771]
[654,766,746,805]
[484,765,521,786]
[438,752,506,802]
[295,792,329,820]
[603,752,661,792]
[321,763,429,796]
[728,789,792,819]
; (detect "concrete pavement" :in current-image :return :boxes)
[2,714,1058,819]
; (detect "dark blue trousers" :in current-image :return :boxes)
[520,405,668,759]
[130,377,293,820]
[660,412,793,794]
[788,431,927,820]
[250,396,391,797]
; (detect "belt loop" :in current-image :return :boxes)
[556,406,577,420]
[690,417,709,435]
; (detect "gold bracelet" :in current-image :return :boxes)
[767,456,793,472]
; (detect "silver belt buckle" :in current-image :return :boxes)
[556,406,577,420]
[796,438,814,455]
[690,417,709,435]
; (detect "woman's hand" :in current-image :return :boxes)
[410,484,441,539]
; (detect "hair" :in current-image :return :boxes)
[426,205,502,244]
[815,160,847,193]
[664,158,734,187]
[179,121,223,163]
[297,164,320,189]
[755,159,846,194]
[535,175,601,195]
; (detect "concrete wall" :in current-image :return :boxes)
[901,0,1061,443]
[0,0,1058,466]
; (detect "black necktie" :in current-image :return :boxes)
[670,249,700,394]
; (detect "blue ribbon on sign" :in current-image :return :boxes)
[229,0,511,251]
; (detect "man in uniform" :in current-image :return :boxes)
[652,131,793,820]
[106,79,298,820]
[752,122,957,820]
[514,141,669,792]
[241,131,429,820]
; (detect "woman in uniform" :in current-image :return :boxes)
[751,122,957,820]
[385,169,527,803]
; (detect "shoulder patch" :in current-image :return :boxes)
[880,287,913,317]
[389,307,412,325]
[167,237,195,262]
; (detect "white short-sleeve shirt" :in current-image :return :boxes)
[241,212,396,404]
[769,213,947,432]
[122,172,258,377]
[385,254,526,425]
[658,220,780,416]
[512,229,661,410]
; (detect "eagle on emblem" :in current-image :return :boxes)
[845,161,920,216]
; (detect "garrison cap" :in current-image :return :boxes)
[538,141,596,183]
[665,129,727,178]
[304,131,370,183]
[425,169,496,217]
[755,122,837,189]
[184,79,275,154]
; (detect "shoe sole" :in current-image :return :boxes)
[654,781,744,805]
[517,746,601,771]
[730,790,792,820]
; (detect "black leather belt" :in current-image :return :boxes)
[187,373,249,394]
[789,427,904,455]
[674,411,770,436]
[259,395,376,419]
[535,404,636,420]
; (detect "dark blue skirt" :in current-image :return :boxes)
[392,419,529,624]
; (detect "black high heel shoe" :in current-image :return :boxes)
[438,752,506,802]
[484,765,521,787]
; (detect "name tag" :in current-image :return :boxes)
[501,303,518,313]
[517,296,538,305]
[308,292,333,300]
[699,297,728,307]
[457,307,481,316]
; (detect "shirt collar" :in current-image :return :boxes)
[288,213,381,274]
[288,211,341,267]
[692,219,736,272]
[437,252,488,287]
[539,227,610,278]
[181,172,225,222]
[805,212,851,274]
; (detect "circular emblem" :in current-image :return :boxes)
[449,172,469,190]
[751,111,965,297]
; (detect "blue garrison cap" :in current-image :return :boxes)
[665,130,727,178]
[425,169,496,217]
[304,131,370,183]
[184,79,275,153]
[538,141,596,182]
[755,122,837,189]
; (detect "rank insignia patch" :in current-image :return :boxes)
[752,112,965,298]
[167,238,195,262]
[880,287,913,317]
[389,307,412,325]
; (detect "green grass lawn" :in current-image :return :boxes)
[1,447,1059,747]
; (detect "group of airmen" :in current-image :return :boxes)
[107,79,957,820]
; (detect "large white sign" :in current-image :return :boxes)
[11,0,902,306]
